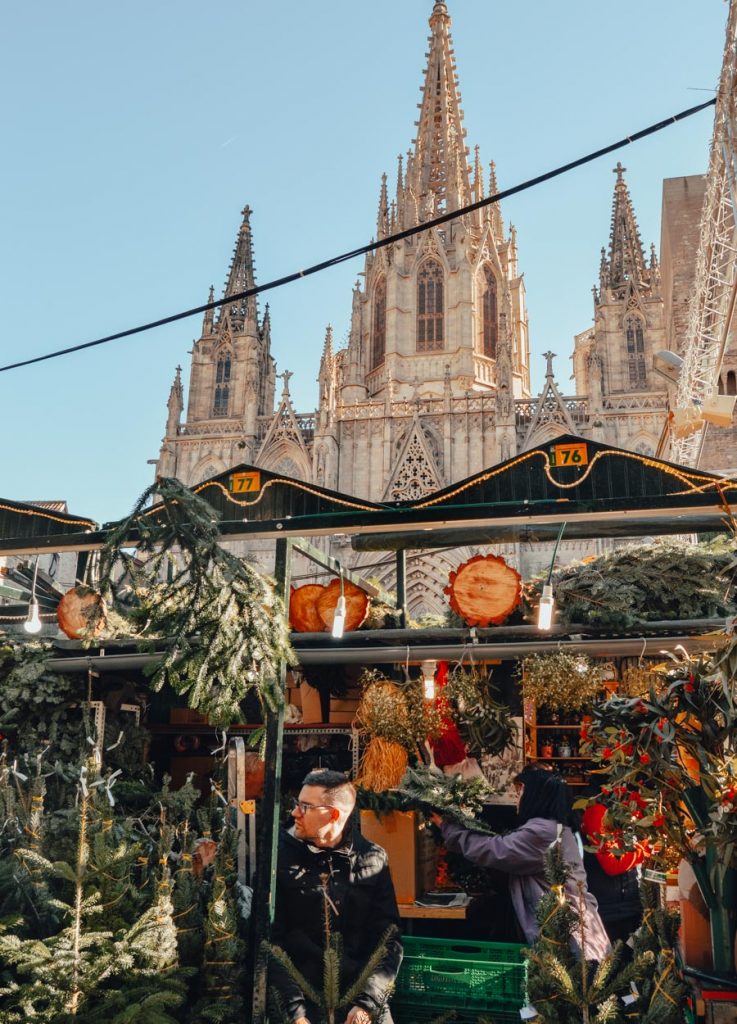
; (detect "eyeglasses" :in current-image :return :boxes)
[290,797,333,815]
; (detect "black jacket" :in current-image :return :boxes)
[270,824,403,1023]
[583,849,642,925]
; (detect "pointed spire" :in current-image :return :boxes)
[166,365,183,436]
[488,161,504,237]
[377,173,389,239]
[322,323,334,363]
[407,0,471,221]
[395,154,404,230]
[607,163,648,294]
[473,145,484,202]
[260,302,271,341]
[202,285,215,336]
[220,205,258,328]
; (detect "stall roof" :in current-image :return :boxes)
[1,435,736,554]
[0,497,96,545]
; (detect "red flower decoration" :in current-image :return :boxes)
[639,753,651,765]
[652,813,665,828]
[602,747,613,758]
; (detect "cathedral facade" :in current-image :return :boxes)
[155,1,671,614]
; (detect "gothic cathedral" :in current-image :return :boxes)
[155,1,669,614]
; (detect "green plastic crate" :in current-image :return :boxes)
[395,936,527,1014]
[391,1002,521,1024]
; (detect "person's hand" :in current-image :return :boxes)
[430,812,443,827]
[294,1017,311,1024]
[345,1007,372,1024]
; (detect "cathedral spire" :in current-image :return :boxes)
[606,163,648,295]
[220,205,258,329]
[202,285,215,336]
[407,0,471,221]
[165,365,183,437]
[377,173,389,239]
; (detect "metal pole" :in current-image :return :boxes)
[251,537,292,1024]
[396,549,408,629]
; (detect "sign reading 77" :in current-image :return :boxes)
[229,471,261,494]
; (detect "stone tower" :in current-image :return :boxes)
[156,207,276,484]
[571,164,667,455]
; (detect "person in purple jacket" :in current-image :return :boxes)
[431,766,611,960]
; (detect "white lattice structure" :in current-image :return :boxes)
[671,1,737,466]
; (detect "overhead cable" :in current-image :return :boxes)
[0,97,716,376]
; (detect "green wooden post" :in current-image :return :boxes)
[684,786,737,976]
[251,537,292,1023]
[396,549,408,629]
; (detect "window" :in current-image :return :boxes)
[371,278,386,368]
[417,260,444,351]
[213,350,232,416]
[728,371,737,396]
[625,316,647,388]
[480,265,498,359]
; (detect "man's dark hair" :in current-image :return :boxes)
[514,766,572,826]
[301,769,356,813]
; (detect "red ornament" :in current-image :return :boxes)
[639,752,651,765]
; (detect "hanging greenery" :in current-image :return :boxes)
[354,670,443,791]
[520,652,604,712]
[97,478,294,728]
[525,538,737,629]
[444,664,517,757]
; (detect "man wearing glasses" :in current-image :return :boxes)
[270,769,403,1024]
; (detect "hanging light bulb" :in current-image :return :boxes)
[537,583,555,631]
[24,556,42,634]
[332,566,346,639]
[24,597,42,634]
[421,659,437,700]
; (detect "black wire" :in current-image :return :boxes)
[0,97,715,376]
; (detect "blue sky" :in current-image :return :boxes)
[0,0,726,524]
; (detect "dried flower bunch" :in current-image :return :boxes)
[520,652,604,712]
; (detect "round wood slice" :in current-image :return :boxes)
[289,584,326,632]
[57,585,107,639]
[317,579,370,633]
[444,554,522,627]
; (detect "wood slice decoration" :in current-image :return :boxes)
[444,554,522,627]
[289,584,326,632]
[317,579,370,633]
[57,585,107,639]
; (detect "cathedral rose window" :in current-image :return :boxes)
[417,259,444,351]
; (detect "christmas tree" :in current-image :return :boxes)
[626,883,687,1024]
[524,844,634,1024]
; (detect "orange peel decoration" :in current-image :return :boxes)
[317,579,370,633]
[289,584,327,632]
[56,585,107,640]
[444,553,522,627]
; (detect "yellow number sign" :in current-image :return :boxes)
[549,442,588,468]
[229,471,261,494]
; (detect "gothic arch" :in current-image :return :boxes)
[260,442,311,482]
[371,276,387,369]
[391,419,444,476]
[212,346,233,417]
[623,313,647,389]
[416,258,445,352]
[523,421,569,451]
[477,263,498,359]
[192,454,229,485]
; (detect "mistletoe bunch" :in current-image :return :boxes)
[521,652,603,713]
[444,665,517,757]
